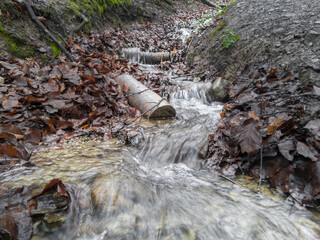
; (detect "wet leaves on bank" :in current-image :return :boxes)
[207,68,320,206]
[0,5,212,173]
[0,34,143,171]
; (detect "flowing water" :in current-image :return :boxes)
[1,65,320,239]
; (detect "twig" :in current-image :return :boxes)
[51,29,69,47]
[218,173,243,187]
[25,1,74,62]
[171,71,205,79]
[131,98,165,122]
[258,100,263,193]
[75,14,89,32]
[258,148,263,193]
[201,0,217,8]
[119,89,149,98]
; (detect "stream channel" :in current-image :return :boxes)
[2,35,320,240]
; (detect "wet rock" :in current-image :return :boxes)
[43,212,67,229]
[30,192,69,216]
[205,77,229,102]
[0,210,33,240]
[29,179,71,232]
[91,178,133,212]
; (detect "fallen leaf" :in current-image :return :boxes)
[32,178,70,199]
[237,119,262,155]
[267,118,285,134]
[2,99,22,110]
[248,111,260,121]
[297,141,318,161]
[25,127,41,144]
[278,139,295,161]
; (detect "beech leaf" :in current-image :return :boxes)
[278,139,295,161]
[238,119,262,155]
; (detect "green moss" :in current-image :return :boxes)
[83,20,92,33]
[0,3,7,12]
[208,20,227,40]
[69,0,132,18]
[84,3,94,15]
[70,1,81,16]
[50,42,62,57]
[97,4,104,16]
[0,23,4,32]
[0,22,36,58]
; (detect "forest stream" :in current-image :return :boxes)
[1,59,320,239]
[1,1,320,239]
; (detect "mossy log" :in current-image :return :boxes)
[116,74,176,119]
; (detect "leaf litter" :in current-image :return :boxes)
[206,68,320,206]
[0,3,219,237]
[0,4,213,173]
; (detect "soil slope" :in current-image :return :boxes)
[187,0,320,87]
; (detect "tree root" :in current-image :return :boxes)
[25,1,75,62]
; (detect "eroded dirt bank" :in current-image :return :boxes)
[187,0,320,206]
[187,0,320,87]
[0,0,179,59]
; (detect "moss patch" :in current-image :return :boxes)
[0,22,36,58]
[208,20,227,40]
[69,0,132,17]
[50,42,62,57]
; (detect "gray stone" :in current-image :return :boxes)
[30,192,69,216]
[91,177,133,211]
[206,77,229,102]
[0,77,4,84]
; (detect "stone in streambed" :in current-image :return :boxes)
[30,192,69,216]
[206,77,229,102]
[91,179,133,212]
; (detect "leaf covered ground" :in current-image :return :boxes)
[206,68,320,206]
[0,3,210,174]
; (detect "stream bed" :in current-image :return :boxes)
[1,65,320,239]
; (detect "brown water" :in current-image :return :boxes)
[1,75,320,239]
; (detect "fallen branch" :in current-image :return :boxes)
[201,0,217,8]
[122,48,171,64]
[218,173,243,187]
[116,74,176,119]
[25,1,74,62]
[75,14,89,32]
[131,99,165,122]
[118,89,149,99]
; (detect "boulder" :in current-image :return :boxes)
[206,77,229,102]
